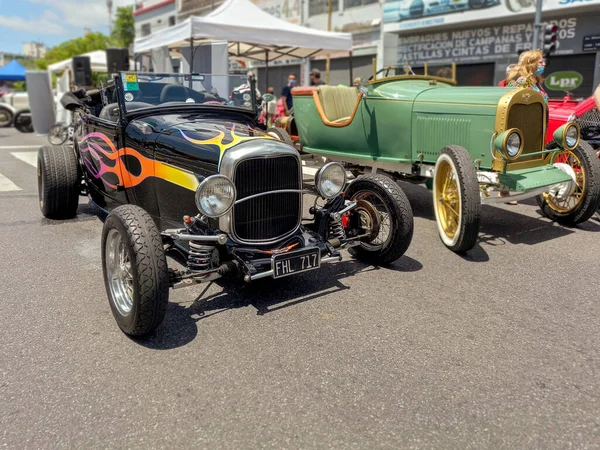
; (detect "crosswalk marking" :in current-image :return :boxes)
[0,172,21,192]
[0,145,41,150]
[10,152,37,168]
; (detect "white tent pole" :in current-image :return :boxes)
[325,0,332,84]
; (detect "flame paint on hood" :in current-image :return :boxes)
[178,123,275,169]
[80,132,200,191]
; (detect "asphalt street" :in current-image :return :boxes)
[0,127,599,449]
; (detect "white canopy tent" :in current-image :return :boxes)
[47,50,134,74]
[133,0,353,63]
[47,50,134,124]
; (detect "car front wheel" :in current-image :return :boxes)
[432,146,481,253]
[344,173,414,265]
[102,205,169,337]
[536,141,600,225]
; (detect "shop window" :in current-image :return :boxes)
[344,0,377,8]
[309,0,339,16]
[168,16,176,26]
[141,23,151,36]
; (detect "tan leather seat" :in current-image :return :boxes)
[317,85,360,123]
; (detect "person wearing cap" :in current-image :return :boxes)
[310,68,325,86]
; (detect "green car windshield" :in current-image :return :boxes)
[119,72,256,112]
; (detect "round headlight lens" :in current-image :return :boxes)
[565,124,579,149]
[315,162,347,199]
[505,131,522,158]
[195,175,236,218]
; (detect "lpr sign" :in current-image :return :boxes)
[544,71,584,91]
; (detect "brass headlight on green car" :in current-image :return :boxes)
[493,128,524,162]
[553,122,580,151]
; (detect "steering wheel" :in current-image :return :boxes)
[368,67,393,81]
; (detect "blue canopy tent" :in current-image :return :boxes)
[0,60,27,81]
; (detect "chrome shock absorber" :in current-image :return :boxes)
[328,214,346,241]
[188,241,215,273]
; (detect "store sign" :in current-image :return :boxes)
[383,0,600,30]
[582,34,600,51]
[253,0,301,24]
[353,29,381,48]
[544,71,583,90]
[396,15,598,65]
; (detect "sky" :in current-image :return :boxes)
[0,0,135,55]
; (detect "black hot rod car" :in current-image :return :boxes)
[37,72,414,336]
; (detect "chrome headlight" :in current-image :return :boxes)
[195,175,236,218]
[493,128,524,161]
[553,122,580,151]
[315,162,347,199]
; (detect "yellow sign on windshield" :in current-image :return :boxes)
[125,74,137,83]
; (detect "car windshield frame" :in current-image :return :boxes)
[116,72,257,113]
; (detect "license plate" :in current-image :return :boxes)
[272,247,320,279]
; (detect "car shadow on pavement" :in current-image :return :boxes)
[137,255,422,350]
[397,180,600,255]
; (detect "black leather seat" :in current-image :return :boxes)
[99,103,120,122]
[159,85,191,103]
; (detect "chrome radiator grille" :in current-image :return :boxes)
[507,103,544,161]
[232,155,301,242]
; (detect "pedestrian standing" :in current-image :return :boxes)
[505,49,549,103]
[498,64,517,87]
[310,69,325,86]
[280,74,296,116]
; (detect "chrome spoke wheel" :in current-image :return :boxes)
[105,229,134,317]
[351,190,392,250]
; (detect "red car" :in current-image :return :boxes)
[547,94,600,150]
[547,94,600,219]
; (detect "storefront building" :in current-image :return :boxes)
[303,0,381,86]
[381,0,600,98]
[255,0,383,93]
[134,0,178,37]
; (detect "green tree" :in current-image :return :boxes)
[36,32,113,70]
[111,6,135,49]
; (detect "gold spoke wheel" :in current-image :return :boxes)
[435,160,461,240]
[545,150,585,213]
[432,146,481,253]
[536,142,600,226]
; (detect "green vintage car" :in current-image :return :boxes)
[289,68,600,253]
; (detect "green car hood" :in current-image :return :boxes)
[413,87,508,115]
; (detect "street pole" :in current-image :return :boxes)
[325,0,332,84]
[532,0,543,50]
